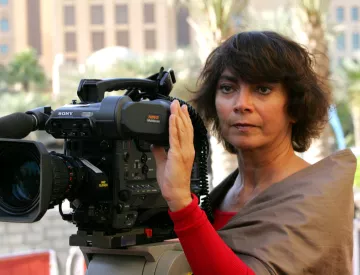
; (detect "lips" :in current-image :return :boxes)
[232,123,257,127]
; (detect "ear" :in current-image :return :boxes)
[288,113,296,124]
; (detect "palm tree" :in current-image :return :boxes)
[296,0,334,161]
[0,64,8,91]
[176,0,248,63]
[342,58,360,147]
[7,48,46,92]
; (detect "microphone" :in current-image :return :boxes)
[0,112,37,139]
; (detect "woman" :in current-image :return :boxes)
[151,31,357,274]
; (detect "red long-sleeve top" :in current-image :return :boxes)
[168,194,256,275]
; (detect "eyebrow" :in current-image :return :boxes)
[218,74,238,83]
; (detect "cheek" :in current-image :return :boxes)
[215,96,228,121]
[262,104,290,131]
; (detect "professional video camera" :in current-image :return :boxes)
[0,68,212,274]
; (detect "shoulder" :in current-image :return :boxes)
[215,150,356,274]
[297,148,357,200]
[269,148,357,200]
[309,148,357,176]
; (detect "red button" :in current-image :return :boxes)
[144,228,152,238]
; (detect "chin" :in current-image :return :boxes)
[236,145,258,152]
[230,141,260,152]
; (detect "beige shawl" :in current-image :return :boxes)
[209,149,357,274]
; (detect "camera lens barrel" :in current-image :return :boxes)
[48,155,77,208]
[0,141,79,217]
[0,143,41,215]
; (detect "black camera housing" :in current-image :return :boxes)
[0,68,212,249]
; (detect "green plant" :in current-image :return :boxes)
[6,48,47,92]
[0,91,52,116]
[354,156,360,188]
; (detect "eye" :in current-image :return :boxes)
[256,86,272,95]
[219,84,234,94]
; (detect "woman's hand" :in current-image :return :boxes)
[151,100,195,212]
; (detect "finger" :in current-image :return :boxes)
[169,114,181,151]
[150,145,167,168]
[170,100,180,116]
[182,105,195,161]
[177,104,193,146]
[176,104,187,140]
[182,104,194,138]
[171,101,188,147]
[185,105,192,125]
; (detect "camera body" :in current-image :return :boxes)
[0,69,212,249]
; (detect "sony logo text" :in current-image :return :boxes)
[58,112,73,116]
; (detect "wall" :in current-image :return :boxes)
[0,208,79,275]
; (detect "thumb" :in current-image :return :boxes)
[150,145,167,168]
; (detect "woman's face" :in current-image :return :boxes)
[215,69,294,152]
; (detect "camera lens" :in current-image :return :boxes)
[0,145,40,215]
[10,161,40,204]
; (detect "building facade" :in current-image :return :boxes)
[0,0,192,76]
[0,0,359,77]
[248,0,360,64]
[329,0,360,64]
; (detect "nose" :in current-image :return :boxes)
[233,84,254,113]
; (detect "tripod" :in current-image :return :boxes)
[81,241,192,275]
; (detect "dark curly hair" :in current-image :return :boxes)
[190,31,331,153]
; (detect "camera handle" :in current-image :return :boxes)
[96,78,158,101]
[77,68,176,103]
[80,241,192,275]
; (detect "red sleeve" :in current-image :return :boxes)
[168,194,256,275]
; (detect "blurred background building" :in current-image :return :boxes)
[1,0,359,75]
[329,0,360,64]
[0,0,193,76]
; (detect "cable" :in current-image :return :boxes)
[121,80,214,223]
[165,96,214,223]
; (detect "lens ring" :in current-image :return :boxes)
[0,144,40,215]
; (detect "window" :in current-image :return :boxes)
[91,31,104,51]
[65,32,76,52]
[65,57,77,65]
[115,4,128,24]
[27,0,42,55]
[336,7,345,22]
[64,6,75,26]
[0,44,8,54]
[352,7,359,21]
[0,18,9,32]
[336,32,345,50]
[145,30,156,50]
[116,30,129,47]
[91,5,104,25]
[144,3,155,23]
[177,6,190,46]
[353,32,360,49]
[0,0,8,5]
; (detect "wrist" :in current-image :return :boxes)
[167,196,193,212]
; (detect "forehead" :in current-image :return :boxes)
[220,68,235,77]
[219,68,283,85]
[217,69,239,82]
[222,68,234,75]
